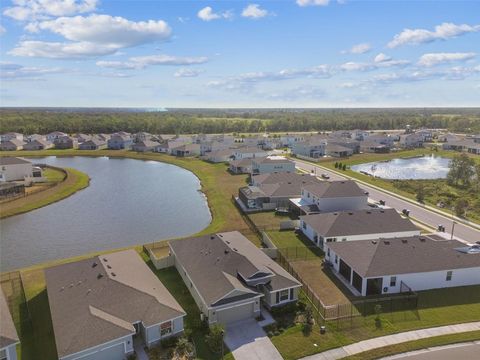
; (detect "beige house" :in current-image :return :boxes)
[170,231,301,325]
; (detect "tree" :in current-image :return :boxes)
[447,153,475,187]
[342,164,347,171]
[454,198,469,217]
[416,185,425,203]
[205,324,224,353]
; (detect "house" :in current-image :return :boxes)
[0,132,23,143]
[291,140,326,158]
[108,134,133,150]
[261,137,283,150]
[0,157,43,182]
[79,138,107,150]
[0,287,19,360]
[0,139,25,151]
[229,158,254,174]
[328,138,360,154]
[290,180,368,215]
[399,133,424,148]
[131,140,158,152]
[325,236,480,296]
[134,132,152,143]
[203,149,235,163]
[352,130,370,141]
[416,129,434,142]
[364,133,395,146]
[251,156,296,175]
[73,134,91,143]
[23,139,53,151]
[331,130,352,139]
[466,142,480,155]
[170,231,301,324]
[46,131,68,143]
[325,144,353,157]
[97,134,111,142]
[238,172,322,210]
[170,143,200,157]
[25,134,46,143]
[360,140,390,153]
[199,140,232,155]
[300,208,420,249]
[45,250,186,360]
[54,136,78,149]
[438,133,461,143]
[232,147,267,160]
[280,134,305,147]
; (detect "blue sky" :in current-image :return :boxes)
[0,0,479,107]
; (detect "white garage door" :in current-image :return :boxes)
[75,342,125,360]
[217,302,254,324]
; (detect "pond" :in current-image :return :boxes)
[0,156,211,271]
[351,155,451,180]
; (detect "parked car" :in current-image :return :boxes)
[321,173,330,179]
[402,209,410,216]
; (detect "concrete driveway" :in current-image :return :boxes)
[225,319,283,360]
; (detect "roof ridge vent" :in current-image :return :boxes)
[401,239,408,244]
[111,272,116,277]
[97,273,103,279]
[371,240,377,244]
[92,262,97,268]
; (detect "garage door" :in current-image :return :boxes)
[217,302,254,324]
[75,342,125,360]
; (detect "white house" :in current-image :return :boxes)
[280,134,305,147]
[232,147,267,160]
[170,232,301,325]
[300,208,420,249]
[290,180,368,215]
[45,250,186,360]
[46,131,68,143]
[291,140,326,158]
[399,133,424,148]
[0,288,19,360]
[0,157,43,183]
[251,156,296,175]
[325,236,480,296]
[0,133,23,143]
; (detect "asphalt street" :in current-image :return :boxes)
[294,159,480,243]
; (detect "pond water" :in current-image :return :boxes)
[0,156,211,271]
[351,155,451,180]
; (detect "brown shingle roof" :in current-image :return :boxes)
[0,157,31,165]
[327,236,480,277]
[45,250,185,358]
[301,208,419,237]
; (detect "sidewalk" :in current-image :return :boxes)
[301,321,480,360]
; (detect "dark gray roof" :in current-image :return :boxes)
[300,208,419,237]
[0,157,31,165]
[327,236,480,277]
[169,232,301,307]
[0,288,19,349]
[302,180,366,198]
[252,172,322,186]
[45,250,185,358]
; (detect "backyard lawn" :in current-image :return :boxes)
[270,285,480,360]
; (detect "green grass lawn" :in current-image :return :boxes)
[43,167,66,182]
[344,330,480,360]
[270,285,480,360]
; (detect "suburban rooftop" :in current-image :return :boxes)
[302,180,366,199]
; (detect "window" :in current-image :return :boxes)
[390,276,397,287]
[302,221,307,230]
[160,321,172,336]
[279,289,289,302]
[446,271,453,281]
[327,248,330,256]
[290,288,294,300]
[334,255,338,264]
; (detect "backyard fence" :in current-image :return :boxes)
[0,271,31,325]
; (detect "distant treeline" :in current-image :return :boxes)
[1,108,479,134]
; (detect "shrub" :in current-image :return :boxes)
[160,336,178,348]
[205,324,225,353]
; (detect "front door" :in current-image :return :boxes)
[366,278,383,296]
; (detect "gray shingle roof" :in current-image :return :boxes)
[327,236,480,277]
[301,208,419,237]
[169,232,301,307]
[45,250,185,358]
[0,157,31,165]
[302,180,366,198]
[0,287,19,349]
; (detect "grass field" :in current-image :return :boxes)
[344,330,480,360]
[0,167,90,219]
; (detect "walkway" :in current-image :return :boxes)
[225,318,283,360]
[133,336,149,360]
[301,321,480,360]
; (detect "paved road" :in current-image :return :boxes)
[294,159,480,243]
[384,342,480,360]
[225,319,283,360]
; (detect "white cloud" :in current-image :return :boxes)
[374,53,391,63]
[96,55,208,70]
[197,6,232,21]
[11,14,172,59]
[9,40,119,58]
[418,52,476,67]
[0,61,65,80]
[388,22,480,48]
[174,68,203,77]
[340,62,375,71]
[0,24,6,35]
[345,43,372,54]
[241,4,270,19]
[296,0,330,6]
[26,15,171,47]
[3,0,97,21]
